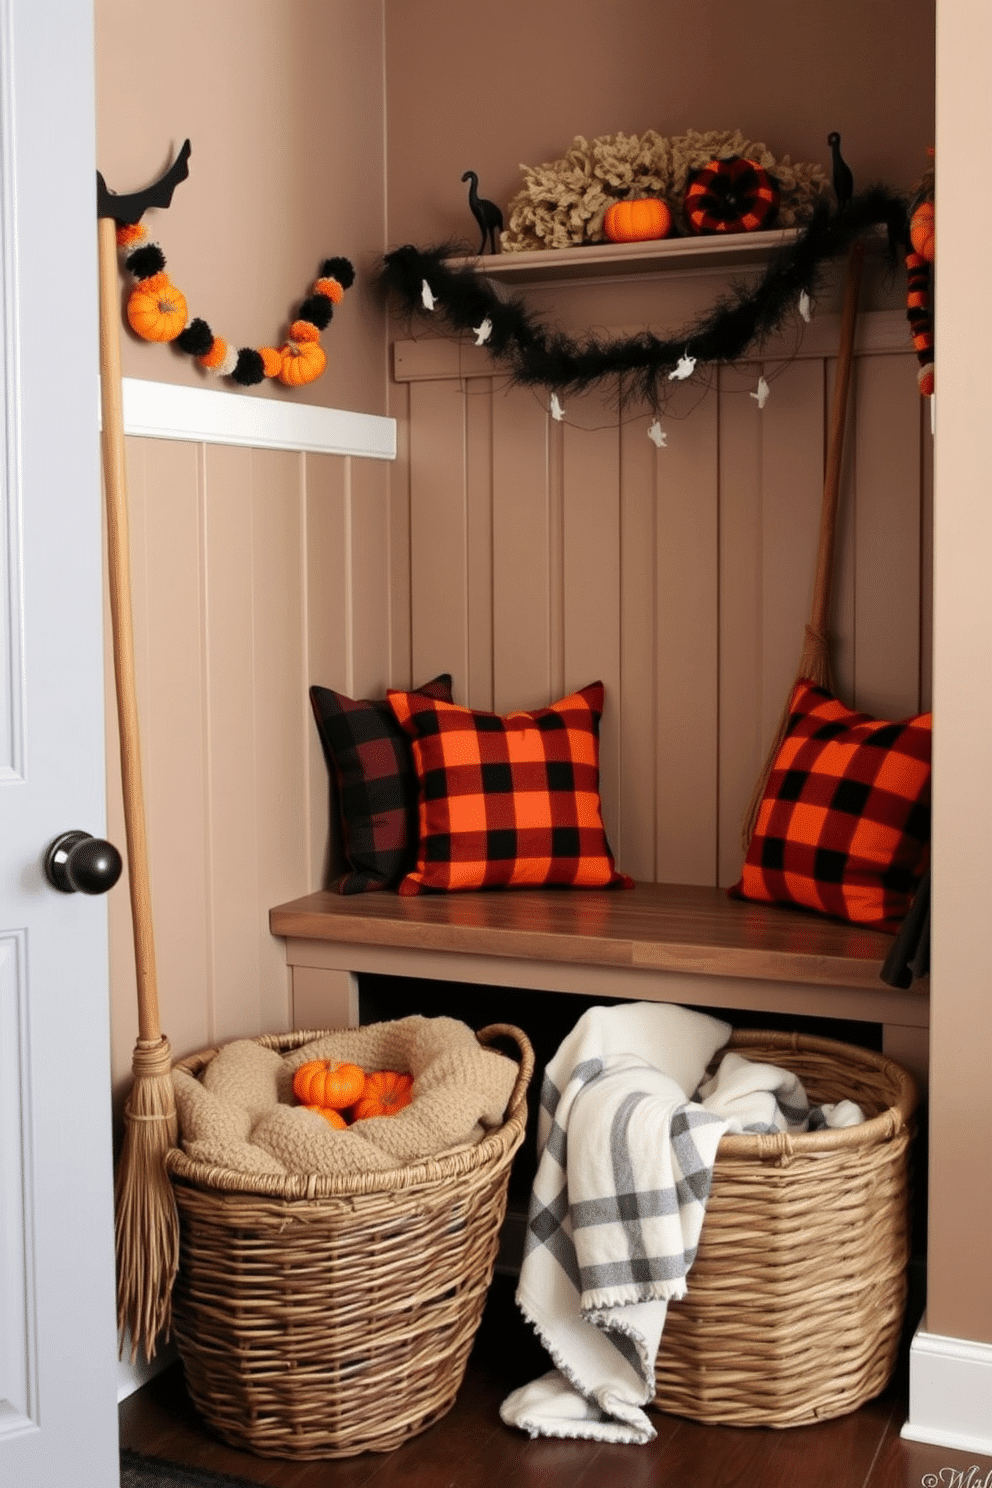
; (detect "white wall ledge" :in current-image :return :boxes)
[101,377,396,460]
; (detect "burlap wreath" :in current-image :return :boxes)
[502,128,830,252]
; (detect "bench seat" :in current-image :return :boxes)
[269,882,929,1088]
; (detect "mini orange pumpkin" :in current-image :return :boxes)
[126,273,188,343]
[293,1059,366,1110]
[351,1070,414,1120]
[306,1103,347,1129]
[910,200,935,264]
[278,337,327,387]
[603,198,672,244]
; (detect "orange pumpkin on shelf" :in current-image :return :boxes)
[910,199,935,263]
[126,273,188,342]
[293,1059,366,1110]
[306,1103,348,1130]
[603,197,672,244]
[352,1070,414,1119]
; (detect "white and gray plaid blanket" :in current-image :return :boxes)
[500,1002,732,1445]
[500,1005,866,1444]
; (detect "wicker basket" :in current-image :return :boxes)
[652,1028,918,1429]
[163,1023,533,1459]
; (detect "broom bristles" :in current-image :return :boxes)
[115,1036,179,1364]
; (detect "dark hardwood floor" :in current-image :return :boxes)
[120,1273,991,1488]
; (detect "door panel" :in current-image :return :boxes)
[0,2,120,1484]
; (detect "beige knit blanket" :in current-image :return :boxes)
[172,1016,519,1178]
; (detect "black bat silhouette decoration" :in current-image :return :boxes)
[96,138,192,224]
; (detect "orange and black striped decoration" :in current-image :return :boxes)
[905,250,934,397]
[684,156,780,235]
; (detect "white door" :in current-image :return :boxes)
[1,2,120,1486]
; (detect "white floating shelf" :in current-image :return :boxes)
[448,229,801,284]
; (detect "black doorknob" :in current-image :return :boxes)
[44,831,123,895]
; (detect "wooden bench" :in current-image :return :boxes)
[269,881,929,1089]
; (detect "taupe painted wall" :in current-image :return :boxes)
[94,0,395,1095]
[95,0,387,413]
[102,439,393,1103]
[96,0,992,1359]
[385,0,935,250]
[390,310,931,890]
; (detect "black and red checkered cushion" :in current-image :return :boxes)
[309,674,453,894]
[729,680,931,932]
[386,681,632,895]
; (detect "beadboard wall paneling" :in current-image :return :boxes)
[105,437,394,1101]
[391,305,932,892]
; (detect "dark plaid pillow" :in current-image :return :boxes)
[309,674,453,894]
[386,681,633,895]
[729,680,931,932]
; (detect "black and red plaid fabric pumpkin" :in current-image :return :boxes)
[729,680,931,932]
[386,681,632,895]
[684,156,780,235]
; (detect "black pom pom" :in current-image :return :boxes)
[297,293,333,330]
[231,348,266,386]
[320,256,355,290]
[176,317,214,357]
[125,243,166,279]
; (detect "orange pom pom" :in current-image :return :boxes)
[314,276,345,304]
[289,318,321,343]
[198,336,229,371]
[910,200,935,263]
[259,347,283,378]
[116,222,148,250]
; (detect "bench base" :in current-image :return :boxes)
[269,883,929,1091]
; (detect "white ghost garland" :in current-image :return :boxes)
[799,290,813,324]
[549,393,565,422]
[421,280,437,311]
[647,418,668,448]
[750,375,771,409]
[668,352,696,381]
[473,317,493,345]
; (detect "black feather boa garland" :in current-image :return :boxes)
[379,186,908,410]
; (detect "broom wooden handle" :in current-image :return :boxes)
[808,238,864,638]
[98,214,161,1047]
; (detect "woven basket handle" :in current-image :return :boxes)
[476,1023,535,1123]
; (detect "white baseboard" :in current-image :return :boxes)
[902,1321,992,1455]
[117,1338,177,1402]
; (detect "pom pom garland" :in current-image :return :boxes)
[321,256,355,290]
[117,222,353,389]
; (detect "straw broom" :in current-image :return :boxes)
[741,240,865,852]
[98,209,179,1364]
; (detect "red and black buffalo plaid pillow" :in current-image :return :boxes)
[309,674,453,893]
[729,680,931,932]
[386,681,632,895]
